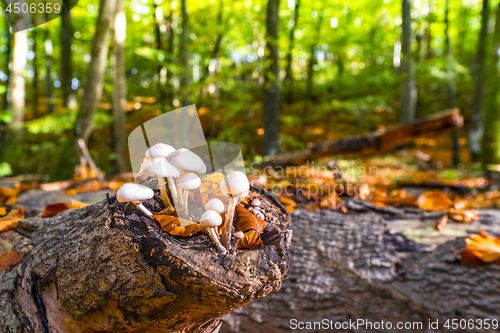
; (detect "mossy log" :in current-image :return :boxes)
[0,185,292,333]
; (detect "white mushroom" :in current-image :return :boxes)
[116,183,155,218]
[177,172,201,212]
[168,148,206,173]
[219,171,250,249]
[143,158,180,208]
[200,210,226,254]
[205,198,225,213]
[145,143,176,159]
[231,230,245,248]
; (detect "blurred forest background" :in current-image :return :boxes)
[0,0,499,181]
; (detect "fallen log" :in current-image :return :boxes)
[221,209,500,333]
[0,185,292,333]
[258,108,463,167]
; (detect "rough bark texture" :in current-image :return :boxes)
[221,208,500,333]
[44,27,54,115]
[60,12,75,109]
[259,108,463,167]
[0,185,292,332]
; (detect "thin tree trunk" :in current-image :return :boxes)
[426,0,433,58]
[44,27,54,114]
[32,30,40,118]
[9,30,28,136]
[165,6,175,101]
[398,0,418,124]
[0,10,11,162]
[482,0,500,164]
[284,0,300,104]
[445,0,459,167]
[153,0,166,109]
[202,0,224,84]
[61,11,75,108]
[112,0,127,174]
[469,0,489,162]
[262,0,282,156]
[180,0,190,108]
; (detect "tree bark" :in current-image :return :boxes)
[262,0,282,157]
[112,0,128,174]
[61,11,75,109]
[284,0,300,104]
[9,30,28,134]
[398,0,417,124]
[469,0,489,162]
[180,0,190,108]
[0,185,292,332]
[482,1,500,165]
[221,209,500,333]
[0,9,11,162]
[32,29,40,118]
[44,27,54,115]
[258,108,463,167]
[153,0,167,109]
[445,0,460,167]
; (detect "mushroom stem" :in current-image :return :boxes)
[207,227,226,254]
[221,196,237,249]
[157,176,172,208]
[167,177,178,201]
[136,203,153,217]
[183,190,189,212]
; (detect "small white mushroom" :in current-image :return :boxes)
[205,198,225,213]
[177,172,201,212]
[231,230,245,248]
[219,171,250,249]
[200,210,226,254]
[143,158,180,208]
[168,148,206,173]
[145,143,176,159]
[116,183,155,218]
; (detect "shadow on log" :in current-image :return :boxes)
[0,185,292,332]
[221,209,500,333]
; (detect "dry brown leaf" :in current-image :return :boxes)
[340,205,349,214]
[416,191,453,211]
[153,214,203,237]
[305,204,320,212]
[460,230,500,264]
[0,207,6,216]
[320,192,340,209]
[237,230,263,249]
[357,183,371,200]
[278,196,297,214]
[0,208,25,231]
[433,214,448,231]
[448,208,479,223]
[235,205,266,233]
[370,201,388,207]
[0,250,25,271]
[42,200,90,218]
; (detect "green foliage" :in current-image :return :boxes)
[0,162,12,177]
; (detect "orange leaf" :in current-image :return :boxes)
[237,230,263,249]
[235,205,266,233]
[320,192,340,209]
[448,208,479,223]
[357,183,371,200]
[416,191,453,211]
[370,201,388,207]
[278,196,297,214]
[340,205,349,214]
[0,208,24,231]
[69,200,90,209]
[0,207,6,216]
[0,251,25,271]
[433,215,448,231]
[305,204,320,212]
[153,214,203,237]
[460,230,500,264]
[42,200,90,218]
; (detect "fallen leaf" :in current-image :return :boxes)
[340,205,349,214]
[433,215,448,231]
[357,183,371,200]
[0,207,6,216]
[320,192,340,209]
[0,208,24,231]
[42,200,90,218]
[460,230,500,264]
[153,214,203,237]
[278,196,297,214]
[235,205,266,233]
[448,208,479,223]
[0,251,25,271]
[237,230,263,249]
[370,201,388,207]
[416,191,453,211]
[305,204,320,212]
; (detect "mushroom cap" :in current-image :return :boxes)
[177,172,201,190]
[200,210,223,228]
[168,148,205,172]
[145,143,176,159]
[220,171,250,196]
[137,158,153,177]
[233,231,245,239]
[194,162,207,174]
[205,198,225,213]
[116,183,154,203]
[143,158,180,178]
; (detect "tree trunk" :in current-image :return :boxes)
[398,0,417,124]
[0,185,291,332]
[469,0,489,162]
[112,0,128,174]
[445,0,460,167]
[153,0,167,109]
[0,10,11,161]
[262,0,282,157]
[32,30,40,118]
[258,108,463,167]
[425,0,433,59]
[61,11,75,109]
[201,0,224,85]
[9,30,28,134]
[44,27,54,115]
[180,0,190,108]
[284,0,300,104]
[482,1,500,165]
[221,208,500,333]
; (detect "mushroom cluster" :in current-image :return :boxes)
[116,145,251,254]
